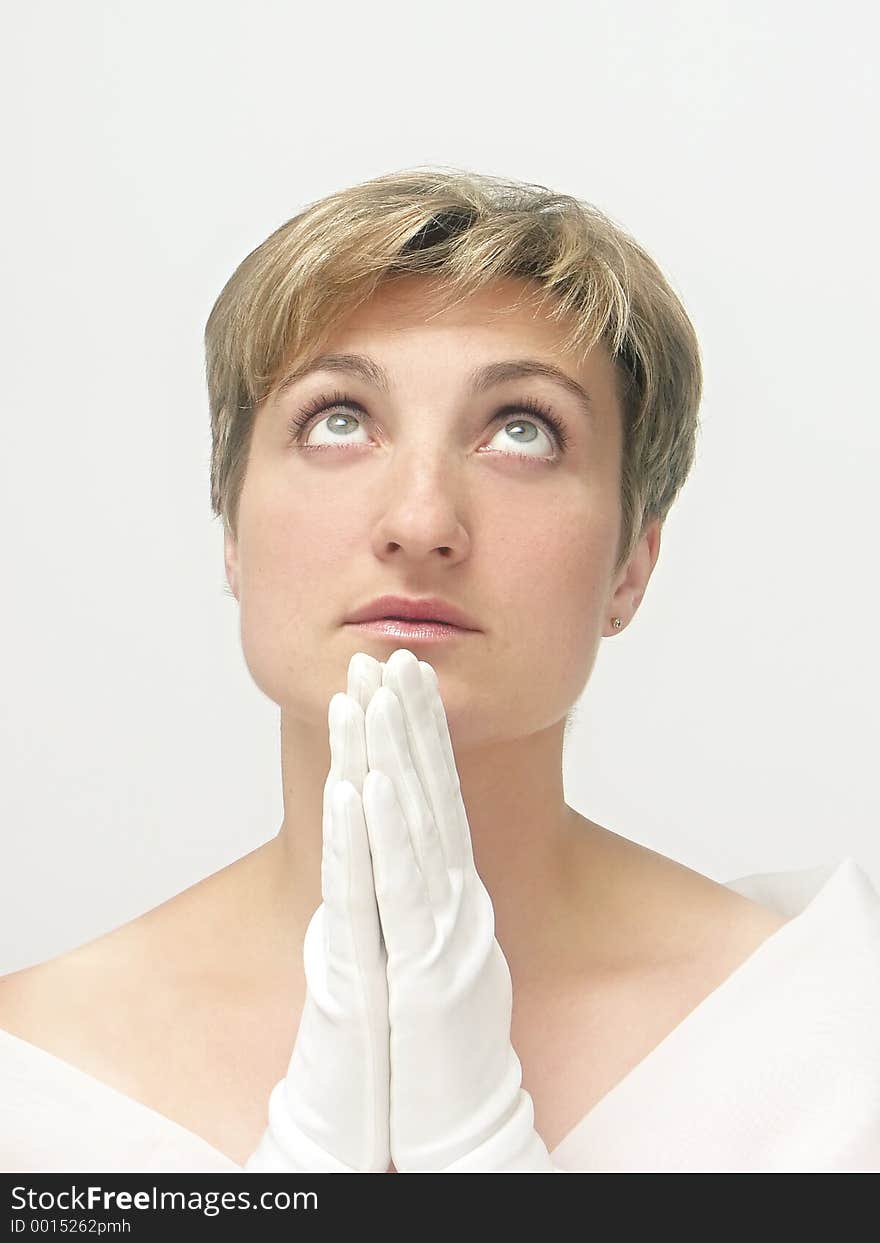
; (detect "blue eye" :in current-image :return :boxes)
[286,389,571,457]
[286,390,368,448]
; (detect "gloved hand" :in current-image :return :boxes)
[244,653,391,1173]
[360,647,562,1172]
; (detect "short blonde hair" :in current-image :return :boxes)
[205,166,703,578]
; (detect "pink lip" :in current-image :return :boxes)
[345,619,475,643]
[345,594,480,630]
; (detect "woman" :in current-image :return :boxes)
[3,168,878,1173]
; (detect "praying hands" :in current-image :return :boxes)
[244,647,560,1173]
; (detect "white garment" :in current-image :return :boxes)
[1,856,878,1173]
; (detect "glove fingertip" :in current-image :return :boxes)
[328,690,348,728]
[362,768,394,812]
[330,779,386,972]
[330,779,357,835]
[417,659,439,685]
[333,779,379,898]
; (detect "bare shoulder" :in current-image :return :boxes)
[0,870,218,1067]
[647,840,786,942]
[0,847,304,1163]
[648,846,791,963]
[0,841,293,1082]
[0,921,136,1028]
[572,817,792,972]
[514,823,793,1149]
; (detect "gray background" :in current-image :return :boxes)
[1,0,877,972]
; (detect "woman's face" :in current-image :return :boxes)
[225,275,633,749]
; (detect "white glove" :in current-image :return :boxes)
[360,648,561,1172]
[244,654,391,1173]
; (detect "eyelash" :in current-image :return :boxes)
[285,388,571,455]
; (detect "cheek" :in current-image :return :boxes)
[234,488,363,713]
[483,501,613,724]
[242,472,360,612]
[501,500,611,634]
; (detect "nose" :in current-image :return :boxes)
[369,449,471,565]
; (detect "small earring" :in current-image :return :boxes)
[611,617,622,629]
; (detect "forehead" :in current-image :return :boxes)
[308,275,620,402]
[327,274,597,363]
[330,274,564,343]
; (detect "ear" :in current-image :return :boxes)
[223,523,240,602]
[605,517,662,635]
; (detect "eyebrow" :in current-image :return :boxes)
[275,352,595,420]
